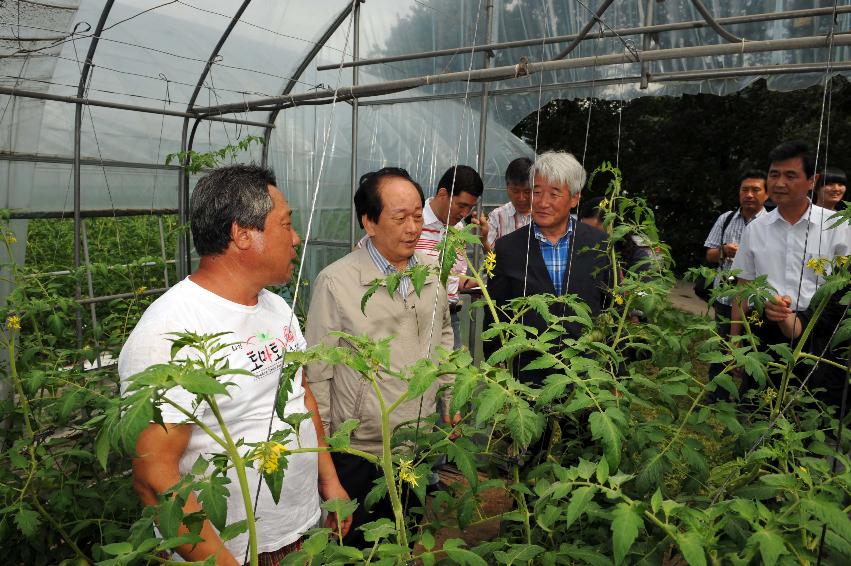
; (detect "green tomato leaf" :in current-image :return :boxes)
[197,476,230,531]
[611,502,641,565]
[589,410,622,470]
[14,506,40,538]
[565,486,596,529]
[747,528,787,566]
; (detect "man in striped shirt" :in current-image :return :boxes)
[418,165,485,348]
[485,157,534,252]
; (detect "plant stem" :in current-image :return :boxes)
[369,379,410,556]
[513,465,532,546]
[207,397,258,566]
[31,495,90,563]
[773,293,830,419]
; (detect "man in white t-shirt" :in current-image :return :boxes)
[416,164,485,348]
[119,165,350,564]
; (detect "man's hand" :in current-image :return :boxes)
[470,213,490,251]
[319,479,352,538]
[722,242,739,258]
[764,294,793,322]
[442,411,462,440]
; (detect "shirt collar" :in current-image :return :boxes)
[365,237,417,275]
[738,207,766,224]
[423,197,443,226]
[532,217,574,244]
[766,202,820,226]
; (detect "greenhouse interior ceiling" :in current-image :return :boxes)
[1,0,849,290]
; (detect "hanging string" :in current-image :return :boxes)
[243,2,360,563]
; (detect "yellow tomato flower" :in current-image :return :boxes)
[483,251,497,278]
[806,257,828,276]
[257,441,287,474]
[6,315,21,330]
[398,458,419,488]
[748,311,763,327]
[835,255,850,268]
[4,232,16,244]
[135,286,147,295]
[614,294,624,306]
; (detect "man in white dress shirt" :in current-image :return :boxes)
[731,140,851,394]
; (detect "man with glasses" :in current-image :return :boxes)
[415,164,485,348]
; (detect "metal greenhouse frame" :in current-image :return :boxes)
[1,0,848,348]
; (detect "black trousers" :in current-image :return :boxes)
[331,452,395,549]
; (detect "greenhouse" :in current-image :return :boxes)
[2,0,851,564]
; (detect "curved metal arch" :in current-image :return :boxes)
[73,0,116,346]
[690,0,744,43]
[551,0,615,60]
[178,0,254,277]
[260,1,358,166]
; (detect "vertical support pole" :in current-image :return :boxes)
[158,215,170,288]
[349,0,362,248]
[73,94,84,349]
[470,0,494,360]
[81,219,101,368]
[73,1,115,350]
[640,0,655,89]
[177,122,189,280]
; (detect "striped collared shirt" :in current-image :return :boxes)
[365,237,417,299]
[703,207,766,306]
[487,201,532,247]
[533,219,574,295]
[415,198,467,304]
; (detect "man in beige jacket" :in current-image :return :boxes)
[305,166,454,547]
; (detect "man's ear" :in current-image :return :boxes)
[362,214,377,237]
[811,173,820,189]
[435,187,449,200]
[231,221,253,250]
[570,191,582,209]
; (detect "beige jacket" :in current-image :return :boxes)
[305,247,454,456]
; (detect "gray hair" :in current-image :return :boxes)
[529,151,587,196]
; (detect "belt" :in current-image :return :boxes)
[253,537,305,566]
[449,303,463,314]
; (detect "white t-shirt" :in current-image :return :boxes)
[118,277,320,558]
[733,204,851,310]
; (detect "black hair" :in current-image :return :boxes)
[354,167,425,229]
[578,195,606,222]
[816,167,848,188]
[737,169,767,186]
[436,165,484,198]
[190,164,277,256]
[505,157,533,186]
[768,140,816,178]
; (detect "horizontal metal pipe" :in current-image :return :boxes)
[9,208,177,220]
[197,33,851,116]
[0,85,275,127]
[358,59,851,106]
[308,238,353,247]
[317,5,851,71]
[0,151,183,170]
[27,260,175,279]
[77,287,168,306]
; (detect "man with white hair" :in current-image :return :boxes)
[487,151,614,384]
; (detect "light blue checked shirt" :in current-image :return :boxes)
[533,219,574,295]
[365,237,418,299]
